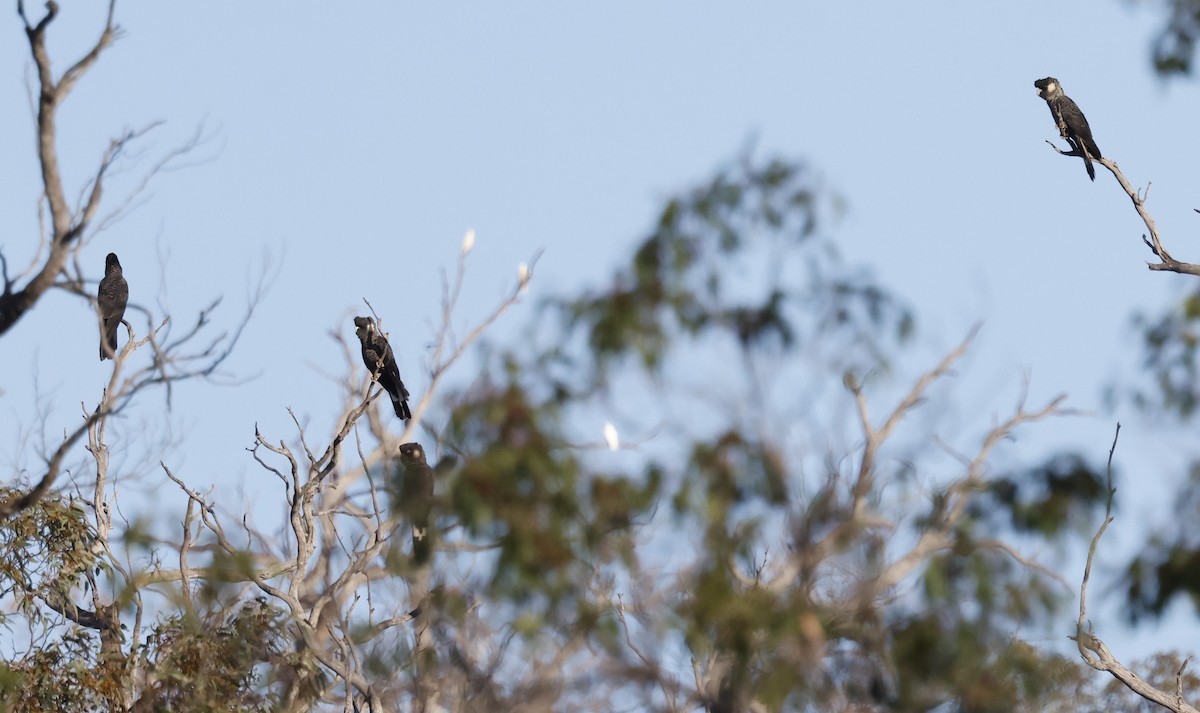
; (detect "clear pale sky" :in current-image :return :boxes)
[2,1,1197,661]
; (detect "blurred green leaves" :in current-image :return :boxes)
[561,153,912,376]
[444,355,657,613]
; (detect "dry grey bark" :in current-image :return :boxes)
[1043,141,1200,276]
[2,1,118,334]
[1044,98,1200,712]
[1073,426,1200,713]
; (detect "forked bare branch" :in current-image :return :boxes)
[1071,425,1200,711]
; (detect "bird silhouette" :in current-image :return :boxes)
[398,442,435,564]
[97,253,128,360]
[1034,77,1102,181]
[353,316,411,420]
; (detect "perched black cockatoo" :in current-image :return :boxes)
[1034,77,1103,181]
[398,442,435,564]
[353,316,411,420]
[97,253,128,360]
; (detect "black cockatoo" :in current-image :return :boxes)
[98,253,128,360]
[353,316,411,420]
[398,442,435,564]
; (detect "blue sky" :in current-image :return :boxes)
[2,1,1198,663]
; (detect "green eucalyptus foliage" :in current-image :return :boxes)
[443,356,657,612]
[1122,287,1200,623]
[1150,0,1200,76]
[562,155,913,376]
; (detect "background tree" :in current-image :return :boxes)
[1145,0,1200,76]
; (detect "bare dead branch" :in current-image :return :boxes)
[214,241,543,709]
[976,538,1070,590]
[1041,138,1200,275]
[0,403,107,518]
[847,325,979,517]
[616,595,682,710]
[1077,424,1119,641]
[1099,159,1200,274]
[873,390,1068,594]
[426,248,542,393]
[3,4,221,338]
[2,1,120,325]
[774,327,983,593]
[1070,424,1200,711]
[1182,658,1195,710]
[55,1,119,102]
[90,123,218,238]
